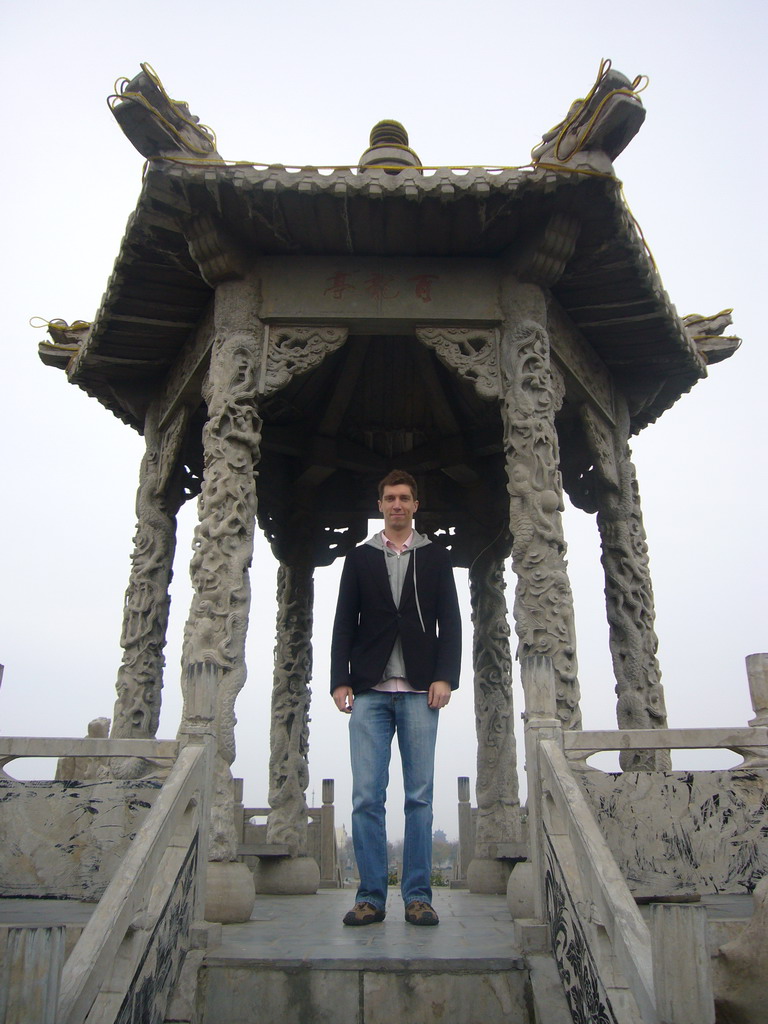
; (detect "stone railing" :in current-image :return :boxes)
[0,736,211,1024]
[521,653,768,1024]
[236,778,342,888]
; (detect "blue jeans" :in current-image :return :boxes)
[349,690,439,910]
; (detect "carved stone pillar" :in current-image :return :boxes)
[469,544,520,855]
[178,276,263,869]
[499,283,581,727]
[253,557,321,895]
[586,411,670,769]
[466,543,522,893]
[266,559,314,855]
[111,400,182,740]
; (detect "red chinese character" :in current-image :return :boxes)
[325,272,356,299]
[410,274,439,303]
[365,274,400,302]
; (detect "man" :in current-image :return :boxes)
[331,470,461,926]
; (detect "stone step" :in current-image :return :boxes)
[197,956,532,1024]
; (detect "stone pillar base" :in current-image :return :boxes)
[506,861,535,919]
[204,860,256,924]
[466,857,513,894]
[252,855,320,895]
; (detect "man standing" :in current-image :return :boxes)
[331,470,461,926]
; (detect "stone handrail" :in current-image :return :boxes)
[539,736,657,1023]
[55,738,211,1024]
[563,727,768,752]
[520,653,768,1023]
[0,736,178,775]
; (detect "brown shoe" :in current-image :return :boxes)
[404,900,439,926]
[343,901,386,926]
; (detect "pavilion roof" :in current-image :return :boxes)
[55,158,705,435]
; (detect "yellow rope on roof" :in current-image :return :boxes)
[546,58,648,164]
[30,317,91,331]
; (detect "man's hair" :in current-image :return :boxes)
[378,470,418,501]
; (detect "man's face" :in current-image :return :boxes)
[379,484,418,534]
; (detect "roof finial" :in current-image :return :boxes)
[358,120,421,174]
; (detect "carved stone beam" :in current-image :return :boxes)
[499,282,581,728]
[186,213,250,289]
[509,213,581,288]
[266,559,314,857]
[581,400,670,770]
[178,275,264,865]
[468,541,521,861]
[110,399,182,747]
[158,302,215,432]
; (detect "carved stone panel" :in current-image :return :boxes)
[578,769,768,897]
[544,829,620,1024]
[114,837,197,1024]
[260,325,348,396]
[415,327,500,400]
[0,778,162,899]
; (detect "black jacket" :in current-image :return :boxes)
[330,538,461,695]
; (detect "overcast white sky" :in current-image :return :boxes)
[1,0,766,841]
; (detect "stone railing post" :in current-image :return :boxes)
[650,903,715,1023]
[1,926,66,1024]
[320,779,336,887]
[746,653,768,727]
[520,654,563,923]
[456,776,474,883]
[735,653,768,768]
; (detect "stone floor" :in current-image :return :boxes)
[214,890,524,968]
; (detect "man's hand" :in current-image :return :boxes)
[333,686,355,713]
[428,680,451,709]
